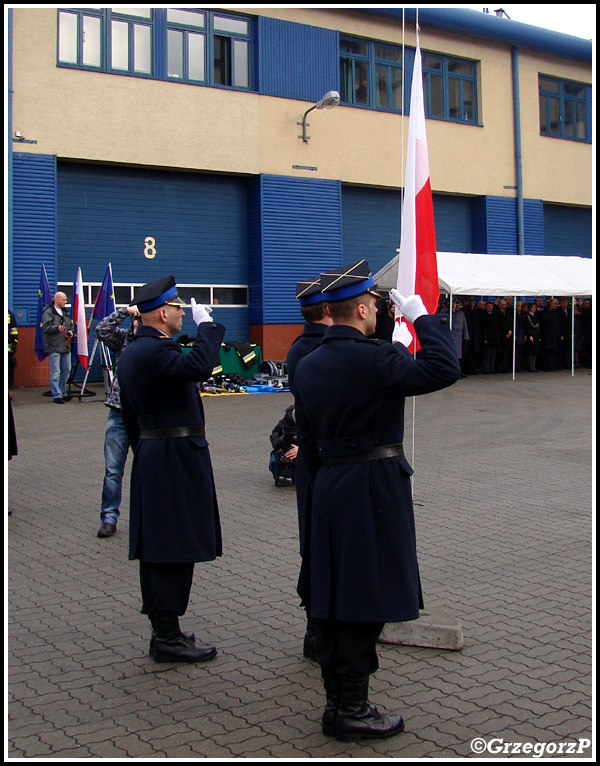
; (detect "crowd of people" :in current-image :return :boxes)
[374,295,593,375]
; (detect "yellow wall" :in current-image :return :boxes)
[12,8,591,205]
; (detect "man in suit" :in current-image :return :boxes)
[118,275,225,663]
[293,260,460,742]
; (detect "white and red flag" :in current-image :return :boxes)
[71,267,89,369]
[396,43,439,353]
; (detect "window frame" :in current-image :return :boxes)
[59,282,249,309]
[421,51,478,124]
[57,8,104,71]
[109,9,154,78]
[56,8,253,91]
[339,36,478,125]
[340,36,408,113]
[538,74,590,143]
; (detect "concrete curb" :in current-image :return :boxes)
[379,609,464,651]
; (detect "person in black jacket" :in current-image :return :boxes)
[269,405,298,486]
[293,260,460,742]
[524,303,541,371]
[495,299,513,373]
[558,298,572,369]
[540,298,561,371]
[118,276,225,664]
[480,301,500,374]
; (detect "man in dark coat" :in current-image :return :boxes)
[118,276,225,663]
[480,301,500,373]
[293,260,460,742]
[540,298,561,371]
[286,277,332,661]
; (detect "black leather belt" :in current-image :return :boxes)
[321,443,404,466]
[139,426,206,439]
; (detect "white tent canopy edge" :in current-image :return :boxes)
[373,252,593,297]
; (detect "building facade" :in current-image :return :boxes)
[7,7,592,385]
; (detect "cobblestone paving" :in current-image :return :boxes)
[7,370,593,759]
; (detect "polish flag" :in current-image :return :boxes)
[396,43,439,353]
[72,267,89,369]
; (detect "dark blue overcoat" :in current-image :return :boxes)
[293,315,460,623]
[118,322,225,564]
[286,322,328,558]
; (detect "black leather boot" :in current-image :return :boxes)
[149,629,195,657]
[335,676,404,742]
[149,612,217,664]
[321,671,341,737]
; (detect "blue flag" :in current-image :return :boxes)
[91,263,116,324]
[34,264,52,362]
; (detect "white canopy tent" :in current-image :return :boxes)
[374,252,593,296]
[374,252,593,378]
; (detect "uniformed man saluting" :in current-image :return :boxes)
[293,260,460,742]
[118,275,225,663]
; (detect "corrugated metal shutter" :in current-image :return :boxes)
[433,195,473,252]
[544,204,592,257]
[257,16,339,102]
[472,196,545,254]
[56,162,250,340]
[249,175,342,324]
[523,199,544,254]
[12,153,57,324]
[342,186,473,275]
[342,186,401,277]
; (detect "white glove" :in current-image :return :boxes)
[390,289,428,324]
[392,320,414,347]
[190,297,213,325]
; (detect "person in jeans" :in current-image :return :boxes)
[42,292,73,403]
[95,305,141,538]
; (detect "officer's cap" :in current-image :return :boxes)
[319,260,381,303]
[296,276,325,307]
[131,275,185,313]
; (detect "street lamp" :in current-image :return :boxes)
[298,90,341,143]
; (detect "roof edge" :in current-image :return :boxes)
[358,8,592,64]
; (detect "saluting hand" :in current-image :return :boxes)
[389,290,428,324]
[190,297,213,325]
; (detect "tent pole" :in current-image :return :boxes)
[572,296,575,377]
[449,290,453,331]
[512,297,517,380]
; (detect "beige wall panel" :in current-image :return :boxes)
[13,8,591,205]
[517,51,591,205]
[12,8,261,173]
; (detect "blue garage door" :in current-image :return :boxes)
[544,204,592,257]
[342,185,472,277]
[57,162,250,340]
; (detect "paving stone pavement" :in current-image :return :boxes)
[6,369,593,760]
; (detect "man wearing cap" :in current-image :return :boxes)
[286,277,333,661]
[293,260,460,742]
[118,276,225,663]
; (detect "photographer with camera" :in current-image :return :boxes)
[269,405,298,486]
[42,291,74,404]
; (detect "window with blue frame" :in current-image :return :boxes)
[58,8,104,69]
[166,9,251,88]
[340,37,407,112]
[57,8,252,89]
[421,52,477,123]
[538,75,589,142]
[340,36,478,124]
